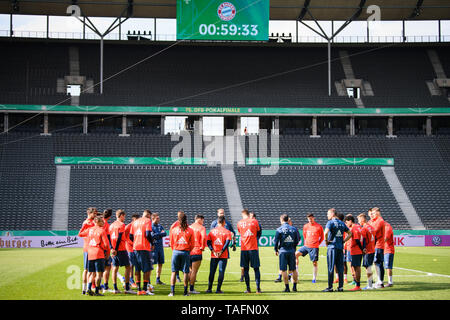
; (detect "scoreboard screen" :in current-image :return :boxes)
[176,0,270,41]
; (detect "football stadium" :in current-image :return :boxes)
[0,0,450,303]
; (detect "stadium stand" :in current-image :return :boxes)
[78,43,354,108]
[387,136,450,230]
[251,135,450,229]
[0,38,449,232]
[53,133,179,157]
[2,39,449,109]
[0,134,55,230]
[349,47,450,107]
[67,165,229,230]
[0,131,449,230]
[0,41,69,106]
[235,165,409,229]
[437,47,450,80]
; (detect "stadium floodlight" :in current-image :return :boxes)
[67,3,133,94]
[297,0,367,97]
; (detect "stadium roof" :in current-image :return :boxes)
[1,0,450,21]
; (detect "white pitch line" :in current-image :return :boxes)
[394,267,450,278]
[196,271,431,277]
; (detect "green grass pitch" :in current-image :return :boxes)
[1,246,449,300]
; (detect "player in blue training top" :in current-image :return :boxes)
[274,214,300,292]
[151,212,167,285]
[323,208,352,292]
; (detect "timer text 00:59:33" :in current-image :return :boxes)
[198,24,258,36]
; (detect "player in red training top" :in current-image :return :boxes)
[358,212,376,290]
[101,208,113,293]
[206,215,232,293]
[296,213,324,283]
[238,209,262,294]
[384,221,395,287]
[240,211,260,283]
[369,207,386,288]
[79,216,110,296]
[189,214,207,294]
[109,209,134,294]
[169,211,195,297]
[130,210,154,295]
[345,215,366,291]
[124,214,140,289]
[169,217,182,283]
[78,207,97,295]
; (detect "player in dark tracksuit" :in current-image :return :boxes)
[274,214,300,292]
[323,208,352,292]
[151,213,167,285]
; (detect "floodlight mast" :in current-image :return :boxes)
[297,0,367,97]
[70,3,133,94]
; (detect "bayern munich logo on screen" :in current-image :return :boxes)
[218,2,236,21]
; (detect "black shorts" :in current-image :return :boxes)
[88,259,105,273]
[190,254,203,264]
[112,250,130,267]
[279,251,296,272]
[240,250,260,269]
[363,253,375,268]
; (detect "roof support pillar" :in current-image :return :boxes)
[3,113,8,133]
[311,116,319,137]
[119,114,129,136]
[10,13,13,37]
[71,6,131,94]
[161,116,165,135]
[100,36,104,94]
[297,0,366,97]
[350,117,355,136]
[83,114,88,134]
[272,116,279,135]
[46,15,49,39]
[387,116,394,137]
[41,113,50,135]
[438,20,442,43]
[402,20,406,42]
[426,116,432,136]
[367,20,370,42]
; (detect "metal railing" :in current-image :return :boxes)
[0,30,177,41]
[1,29,449,43]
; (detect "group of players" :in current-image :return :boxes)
[274,207,395,293]
[78,205,394,296]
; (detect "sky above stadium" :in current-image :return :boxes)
[0,14,448,42]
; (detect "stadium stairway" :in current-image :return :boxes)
[338,50,365,108]
[381,166,425,230]
[52,165,71,230]
[220,165,244,230]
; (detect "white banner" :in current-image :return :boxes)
[315,235,425,247]
[0,236,82,248]
[0,234,426,248]
[393,235,425,247]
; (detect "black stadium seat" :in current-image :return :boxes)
[0,133,449,230]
